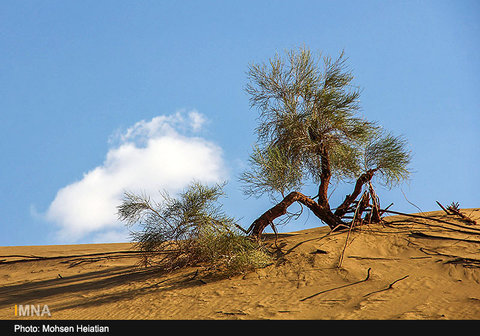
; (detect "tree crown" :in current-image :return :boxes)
[241,47,411,200]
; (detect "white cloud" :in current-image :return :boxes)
[188,110,207,132]
[45,110,227,243]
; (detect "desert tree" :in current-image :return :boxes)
[117,181,272,274]
[240,47,411,237]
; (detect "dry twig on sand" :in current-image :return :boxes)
[436,201,477,225]
[363,275,409,298]
[300,268,371,302]
[382,209,480,233]
[0,250,152,265]
[337,192,366,268]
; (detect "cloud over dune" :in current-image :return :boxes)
[46,110,226,243]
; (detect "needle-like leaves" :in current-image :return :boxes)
[241,47,411,201]
[117,181,272,273]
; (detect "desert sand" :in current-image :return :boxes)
[1,209,479,320]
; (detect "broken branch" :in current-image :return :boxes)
[300,267,371,302]
[363,275,409,297]
[436,201,452,215]
[382,209,480,233]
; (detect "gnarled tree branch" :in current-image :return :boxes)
[334,169,377,218]
[247,191,342,237]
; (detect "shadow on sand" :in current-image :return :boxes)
[0,260,211,314]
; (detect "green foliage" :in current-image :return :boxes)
[117,181,272,274]
[196,226,273,275]
[363,131,411,187]
[239,144,304,200]
[241,47,411,199]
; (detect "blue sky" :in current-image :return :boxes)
[1,0,478,246]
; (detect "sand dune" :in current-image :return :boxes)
[1,209,479,320]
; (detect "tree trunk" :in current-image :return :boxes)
[355,191,370,224]
[368,182,382,222]
[334,169,377,218]
[317,145,332,207]
[247,191,343,237]
[247,168,380,238]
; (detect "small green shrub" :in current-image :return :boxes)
[117,181,272,275]
[196,226,272,275]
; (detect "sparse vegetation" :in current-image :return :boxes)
[117,181,272,275]
[241,47,412,236]
[117,47,413,274]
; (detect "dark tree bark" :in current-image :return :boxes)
[368,181,382,222]
[248,168,381,238]
[355,191,370,223]
[334,169,377,218]
[317,145,332,207]
[246,191,343,237]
